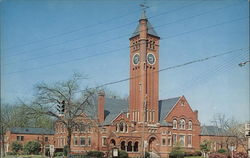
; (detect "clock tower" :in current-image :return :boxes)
[129,11,160,123]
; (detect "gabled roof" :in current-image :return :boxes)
[88,95,182,126]
[131,21,159,38]
[10,127,54,135]
[103,112,122,126]
[200,126,227,136]
[104,98,128,114]
[102,97,181,126]
[103,98,128,125]
[158,97,181,126]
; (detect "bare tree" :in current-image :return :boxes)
[211,113,247,153]
[21,75,97,155]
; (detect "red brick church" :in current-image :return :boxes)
[53,11,201,157]
[3,11,201,158]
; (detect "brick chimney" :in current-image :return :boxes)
[194,110,198,120]
[98,91,105,123]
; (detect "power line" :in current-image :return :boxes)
[171,52,248,95]
[4,16,248,75]
[6,50,248,99]
[3,8,142,51]
[161,16,248,40]
[75,47,249,93]
[159,52,238,96]
[4,3,244,66]
[4,1,201,58]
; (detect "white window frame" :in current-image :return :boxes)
[88,137,91,146]
[162,137,167,146]
[172,133,177,145]
[179,119,185,130]
[167,137,172,146]
[173,119,177,129]
[102,136,107,146]
[80,137,86,146]
[187,134,192,148]
[74,136,78,146]
[179,135,185,147]
[188,121,192,130]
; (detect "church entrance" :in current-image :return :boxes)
[148,137,158,152]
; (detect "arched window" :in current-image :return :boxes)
[188,121,192,130]
[74,125,78,132]
[180,119,185,129]
[134,141,139,152]
[79,123,85,132]
[119,122,124,132]
[125,124,128,132]
[121,141,126,150]
[127,141,132,152]
[116,124,119,132]
[173,119,177,129]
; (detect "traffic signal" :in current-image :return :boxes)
[62,100,65,113]
[56,104,62,113]
[56,100,65,114]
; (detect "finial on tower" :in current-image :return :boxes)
[139,1,149,20]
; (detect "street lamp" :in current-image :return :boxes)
[238,61,250,67]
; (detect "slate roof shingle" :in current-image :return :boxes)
[131,21,159,38]
[10,127,54,135]
[158,97,181,126]
[101,96,180,126]
[200,126,227,136]
[102,98,128,125]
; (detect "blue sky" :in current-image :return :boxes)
[1,0,249,124]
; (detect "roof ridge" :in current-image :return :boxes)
[159,96,181,101]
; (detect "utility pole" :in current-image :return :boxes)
[139,1,149,158]
[245,123,250,158]
[142,95,147,158]
[239,60,250,157]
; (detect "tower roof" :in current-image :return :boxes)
[130,12,159,38]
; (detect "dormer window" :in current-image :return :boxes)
[180,119,185,129]
[173,119,177,129]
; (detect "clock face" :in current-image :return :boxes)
[147,53,156,65]
[133,53,140,65]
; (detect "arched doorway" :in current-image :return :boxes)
[148,137,158,152]
[127,141,132,152]
[134,141,139,152]
[110,139,116,146]
[120,141,126,151]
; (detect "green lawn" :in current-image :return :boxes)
[185,156,202,158]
